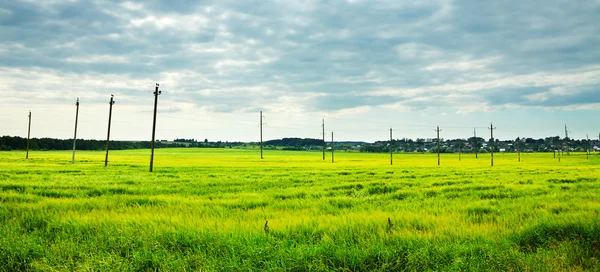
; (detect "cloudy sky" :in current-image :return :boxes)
[1,0,599,142]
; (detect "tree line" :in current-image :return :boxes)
[1,135,597,153]
[0,136,249,151]
[362,136,598,153]
[0,136,181,151]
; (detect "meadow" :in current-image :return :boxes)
[0,148,599,271]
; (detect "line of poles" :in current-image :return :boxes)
[26,84,163,172]
[22,87,598,169]
[257,121,595,166]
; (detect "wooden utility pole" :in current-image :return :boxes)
[150,84,161,172]
[558,141,561,162]
[473,128,478,159]
[517,137,521,162]
[331,131,334,163]
[553,138,556,159]
[489,123,496,167]
[586,134,590,159]
[459,140,462,161]
[436,126,441,166]
[322,119,325,160]
[564,124,570,156]
[390,128,393,165]
[26,111,31,159]
[72,98,79,164]
[260,111,264,159]
[105,95,115,167]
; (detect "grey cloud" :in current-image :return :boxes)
[483,87,549,106]
[314,94,399,111]
[483,85,600,107]
[1,0,599,114]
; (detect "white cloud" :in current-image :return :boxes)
[372,66,600,96]
[525,92,548,102]
[422,56,500,71]
[65,55,128,64]
[1,0,599,141]
[395,43,443,59]
[121,1,143,11]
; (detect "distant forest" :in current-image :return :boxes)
[0,136,167,151]
[264,138,323,147]
[1,135,598,153]
[0,136,236,151]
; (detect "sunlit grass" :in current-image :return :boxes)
[1,149,599,271]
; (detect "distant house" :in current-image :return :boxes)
[499,148,506,152]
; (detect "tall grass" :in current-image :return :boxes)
[0,149,599,270]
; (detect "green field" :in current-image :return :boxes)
[1,149,599,271]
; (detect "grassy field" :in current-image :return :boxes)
[0,148,599,271]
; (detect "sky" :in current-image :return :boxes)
[1,0,599,142]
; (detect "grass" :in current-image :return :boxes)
[0,149,599,271]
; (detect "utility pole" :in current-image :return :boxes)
[553,138,556,159]
[558,138,561,162]
[489,123,496,167]
[331,131,334,163]
[105,95,115,167]
[322,119,325,160]
[390,128,393,165]
[459,140,462,161]
[260,111,264,159]
[26,111,31,159]
[586,134,590,159]
[436,126,441,166]
[517,137,521,162]
[564,124,570,156]
[149,84,161,172]
[72,98,79,164]
[473,128,478,159]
